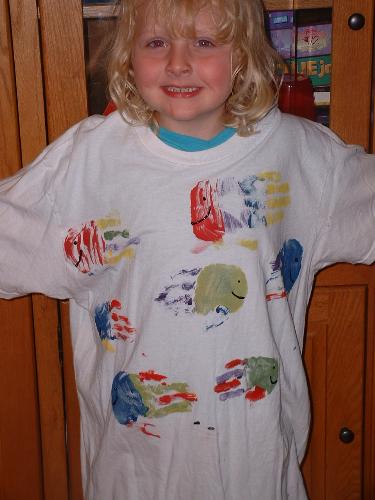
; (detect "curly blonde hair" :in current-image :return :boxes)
[107,0,282,136]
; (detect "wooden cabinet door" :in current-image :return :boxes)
[300,1,375,498]
[303,285,366,498]
[0,1,44,498]
[1,1,374,500]
[1,0,86,498]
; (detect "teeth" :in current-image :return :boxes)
[167,87,198,92]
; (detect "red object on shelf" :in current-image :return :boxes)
[278,74,316,121]
[103,101,117,115]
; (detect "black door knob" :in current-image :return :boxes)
[348,13,365,30]
[339,427,355,444]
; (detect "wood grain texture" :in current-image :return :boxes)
[32,295,69,500]
[325,287,365,499]
[9,0,46,165]
[61,302,84,500]
[303,286,366,499]
[82,0,333,17]
[0,297,44,500]
[38,0,88,141]
[330,0,375,148]
[37,2,88,498]
[315,264,375,498]
[0,2,44,500]
[302,322,328,498]
[264,0,332,9]
[7,1,70,498]
[0,0,20,175]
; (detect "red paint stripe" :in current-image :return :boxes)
[225,358,243,369]
[214,378,241,393]
[159,392,198,405]
[139,370,167,382]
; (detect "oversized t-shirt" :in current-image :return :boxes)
[0,108,374,500]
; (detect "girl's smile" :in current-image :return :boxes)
[161,86,202,98]
[131,5,234,139]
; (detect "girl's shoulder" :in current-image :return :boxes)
[276,110,364,166]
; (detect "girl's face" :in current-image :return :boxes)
[131,3,233,139]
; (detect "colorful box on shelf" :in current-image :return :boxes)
[286,55,332,87]
[267,10,294,30]
[269,29,295,59]
[297,24,331,57]
[270,23,332,60]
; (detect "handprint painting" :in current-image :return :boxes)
[155,264,248,330]
[275,239,303,293]
[64,212,140,274]
[112,370,198,437]
[215,357,279,403]
[190,172,290,242]
[266,239,303,302]
[94,299,136,352]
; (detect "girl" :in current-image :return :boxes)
[0,1,374,499]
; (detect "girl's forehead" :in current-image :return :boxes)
[135,0,221,36]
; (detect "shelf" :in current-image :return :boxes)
[83,5,116,18]
[83,1,333,19]
[264,0,332,8]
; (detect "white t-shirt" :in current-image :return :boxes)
[0,108,374,500]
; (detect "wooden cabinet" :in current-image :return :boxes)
[0,1,374,499]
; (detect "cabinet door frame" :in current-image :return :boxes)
[3,0,375,499]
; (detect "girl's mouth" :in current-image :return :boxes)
[162,86,201,98]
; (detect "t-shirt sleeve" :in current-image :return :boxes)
[0,130,84,301]
[312,139,375,271]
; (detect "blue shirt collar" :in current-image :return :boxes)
[157,126,236,151]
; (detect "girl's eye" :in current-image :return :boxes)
[147,39,167,49]
[196,39,215,48]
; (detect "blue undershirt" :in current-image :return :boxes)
[158,126,236,151]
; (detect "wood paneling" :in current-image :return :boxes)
[315,264,375,498]
[0,2,43,499]
[38,0,88,141]
[1,1,374,499]
[32,296,70,500]
[0,297,44,500]
[61,302,84,500]
[0,0,20,173]
[7,1,70,498]
[8,0,46,164]
[330,0,375,149]
[264,0,332,9]
[303,285,367,499]
[36,2,87,499]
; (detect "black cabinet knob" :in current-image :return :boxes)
[339,427,355,444]
[348,13,365,30]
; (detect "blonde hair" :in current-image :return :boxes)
[107,0,282,136]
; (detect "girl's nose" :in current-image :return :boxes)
[166,43,192,76]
